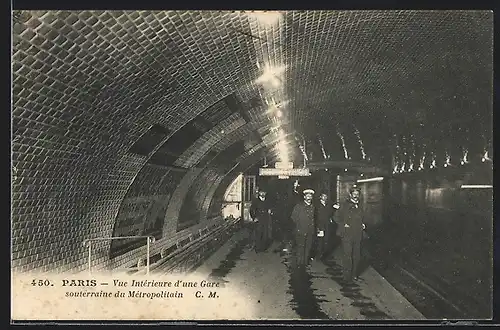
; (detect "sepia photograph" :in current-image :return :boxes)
[11,9,493,322]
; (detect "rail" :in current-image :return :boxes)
[82,236,156,275]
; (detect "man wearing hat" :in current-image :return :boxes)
[290,188,316,266]
[336,185,366,282]
[249,189,272,252]
[282,180,302,251]
[314,191,341,261]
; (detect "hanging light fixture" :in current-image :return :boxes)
[461,148,468,165]
[247,11,283,27]
[482,150,491,163]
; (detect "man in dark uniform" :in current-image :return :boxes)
[281,180,302,252]
[249,189,272,252]
[337,185,366,282]
[291,188,316,266]
[314,191,340,261]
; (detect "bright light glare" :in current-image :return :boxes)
[462,149,468,164]
[277,140,288,153]
[461,185,493,189]
[247,11,282,26]
[482,150,492,163]
[277,140,289,163]
[279,153,289,163]
[357,177,384,183]
[276,110,283,118]
[255,65,286,86]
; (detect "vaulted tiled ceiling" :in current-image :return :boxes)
[12,10,493,174]
[12,9,494,274]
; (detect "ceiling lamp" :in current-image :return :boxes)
[247,11,283,27]
[461,185,493,189]
[255,65,286,88]
[277,141,289,164]
[461,149,468,165]
[357,177,384,183]
[482,150,491,163]
[430,158,436,169]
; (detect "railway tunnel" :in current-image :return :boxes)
[11,10,493,320]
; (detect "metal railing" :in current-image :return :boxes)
[82,236,156,275]
[145,216,241,275]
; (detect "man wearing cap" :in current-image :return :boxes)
[290,188,316,266]
[249,189,272,252]
[337,186,366,282]
[314,192,341,261]
[282,180,301,248]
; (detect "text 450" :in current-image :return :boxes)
[31,279,52,286]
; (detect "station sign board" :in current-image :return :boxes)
[259,168,311,177]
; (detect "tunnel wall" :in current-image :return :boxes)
[11,10,261,274]
[109,164,184,258]
[85,165,230,273]
[177,168,223,231]
[12,141,231,275]
[107,164,240,270]
[208,171,241,219]
[94,160,248,272]
[201,176,226,220]
[357,180,384,226]
[373,172,493,316]
[163,167,204,234]
[11,10,185,273]
[11,129,142,274]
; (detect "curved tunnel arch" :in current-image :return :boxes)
[104,127,276,270]
[11,10,493,276]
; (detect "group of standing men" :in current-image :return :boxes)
[249,184,366,283]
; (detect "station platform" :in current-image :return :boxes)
[194,229,424,320]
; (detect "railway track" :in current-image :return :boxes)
[365,241,490,319]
